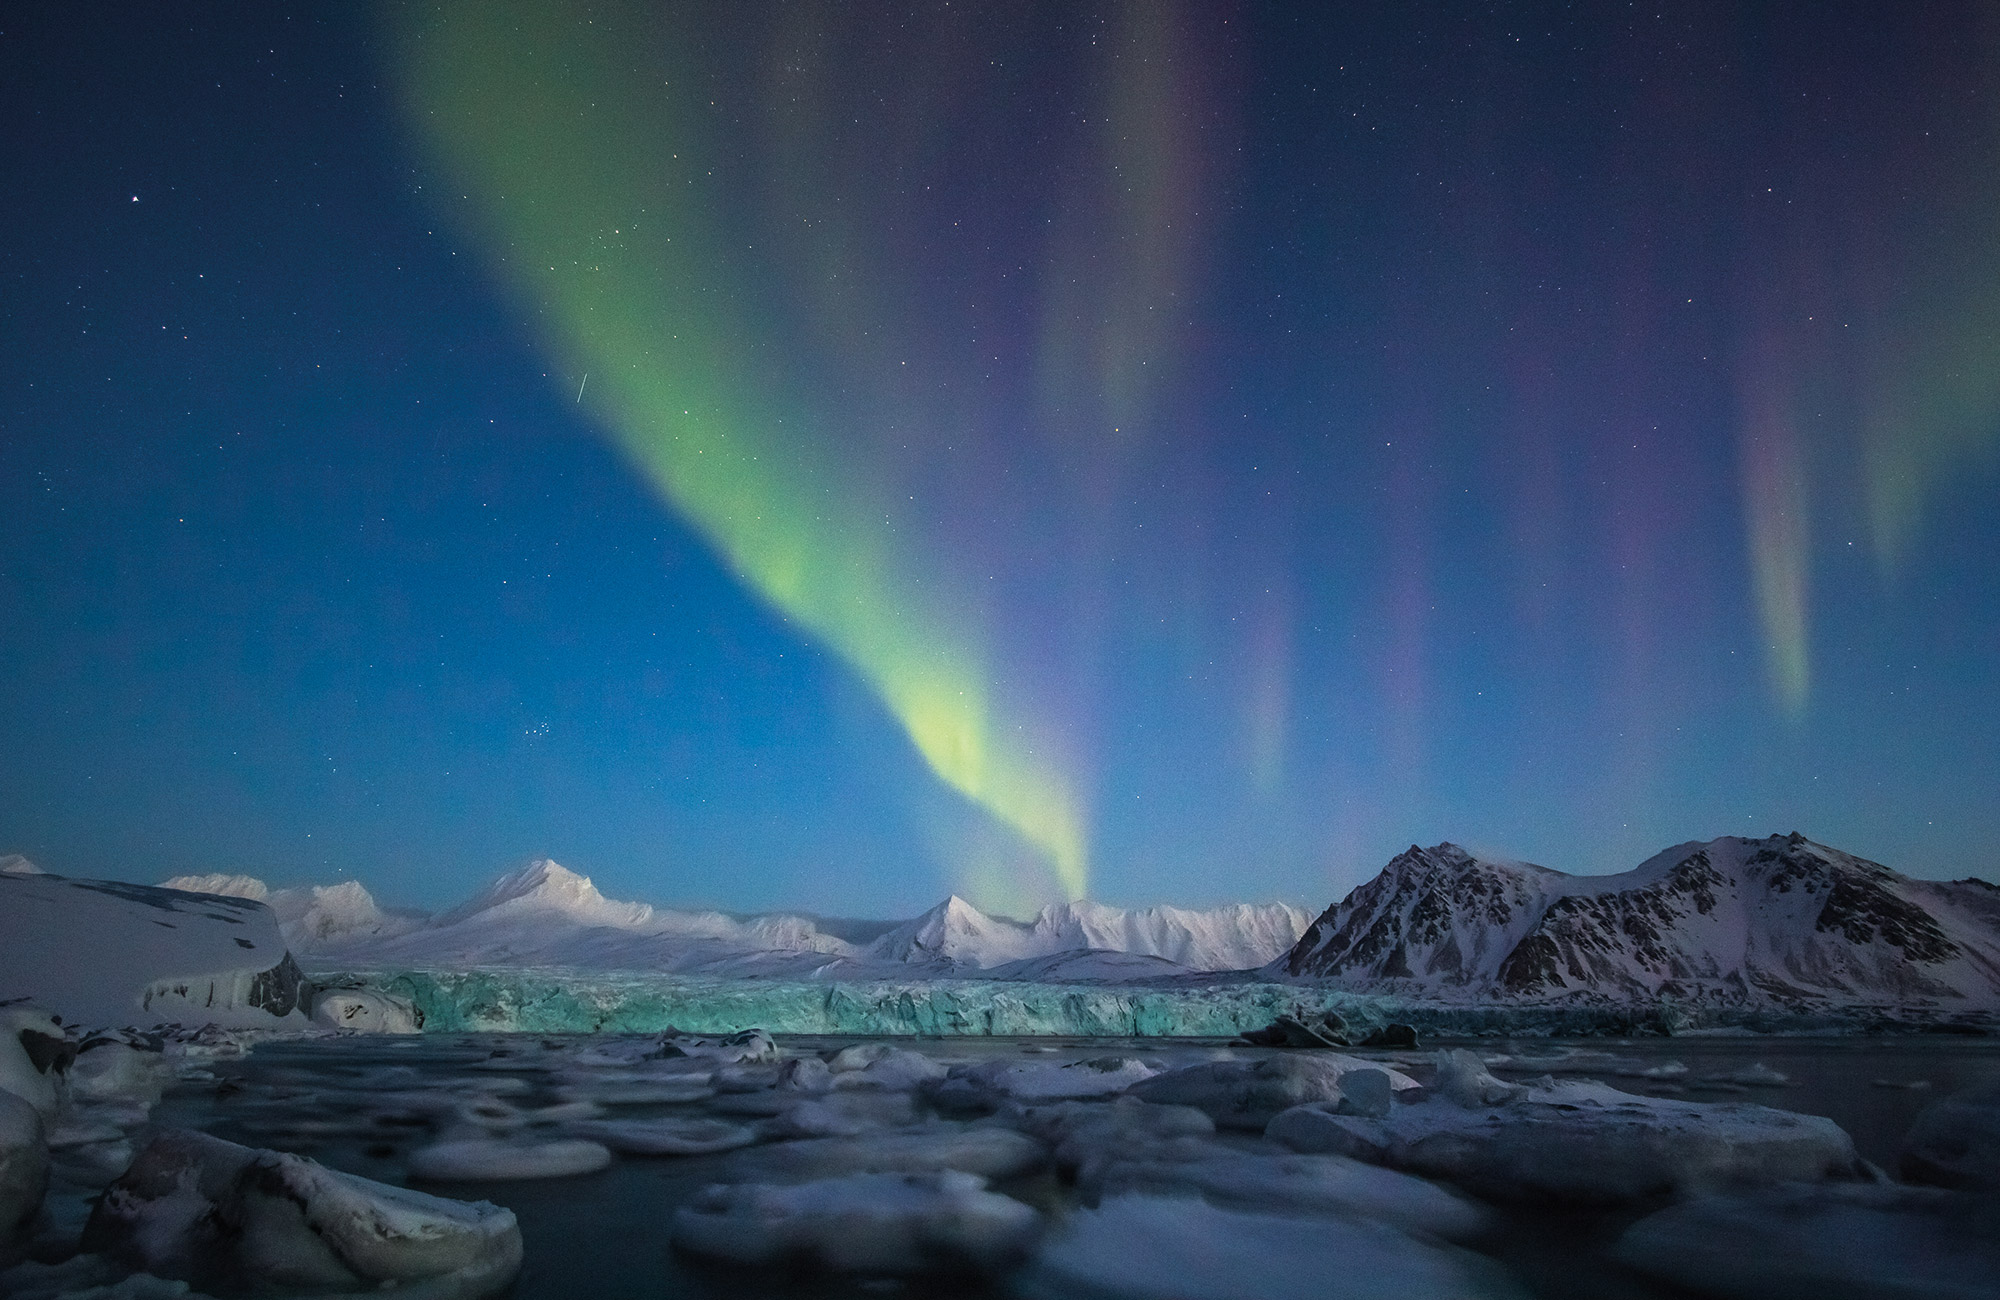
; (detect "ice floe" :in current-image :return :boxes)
[83,1129,521,1297]
[1269,1071,1862,1204]
[406,1134,612,1181]
[671,1170,1039,1273]
[724,1125,1047,1182]
[1128,1053,1418,1130]
[1014,1194,1529,1300]
[1900,1078,2000,1191]
[1616,1182,2000,1300]
[564,1117,759,1156]
[1085,1149,1492,1241]
[0,1088,47,1236]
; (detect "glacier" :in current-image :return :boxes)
[304,965,1919,1038]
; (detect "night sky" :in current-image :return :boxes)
[4,3,1997,917]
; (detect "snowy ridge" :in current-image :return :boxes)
[151,859,1311,976]
[1283,834,2000,1009]
[161,874,422,953]
[867,895,1314,972]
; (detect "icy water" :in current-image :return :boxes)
[120,1033,2000,1300]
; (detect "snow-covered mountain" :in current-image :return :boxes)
[160,874,423,952]
[1283,834,2000,1008]
[152,859,1309,977]
[300,860,861,971]
[866,894,1312,972]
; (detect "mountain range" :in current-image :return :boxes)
[1283,834,2000,1009]
[160,861,1311,979]
[150,833,2000,1009]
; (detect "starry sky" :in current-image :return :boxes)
[3,3,1997,917]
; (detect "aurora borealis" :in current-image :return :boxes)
[2,3,1998,912]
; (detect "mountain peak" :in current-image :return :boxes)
[1285,833,2000,1007]
[433,859,654,929]
[161,872,271,901]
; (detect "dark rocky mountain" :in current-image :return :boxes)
[1283,835,2000,1008]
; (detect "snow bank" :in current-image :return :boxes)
[0,873,305,1030]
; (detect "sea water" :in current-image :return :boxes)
[123,1031,2000,1300]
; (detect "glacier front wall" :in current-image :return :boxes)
[312,968,1948,1038]
[358,970,1338,1036]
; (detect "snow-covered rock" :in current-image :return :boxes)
[1283,834,2000,1009]
[1268,1075,1863,1204]
[0,872,306,1030]
[85,1129,521,1297]
[1014,1195,1529,1300]
[1615,1182,2000,1300]
[1900,1079,2000,1191]
[0,855,47,875]
[671,1170,1039,1274]
[1127,1054,1418,1131]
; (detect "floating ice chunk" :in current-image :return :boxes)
[407,1135,612,1181]
[1432,1049,1524,1107]
[1267,1077,1862,1204]
[671,1170,1039,1274]
[830,1047,946,1092]
[826,1043,893,1073]
[1337,1067,1394,1118]
[997,1097,1216,1179]
[956,1055,1162,1103]
[0,1254,216,1300]
[659,1028,776,1064]
[70,1041,169,1109]
[714,1063,783,1093]
[85,1129,521,1298]
[0,1089,48,1236]
[1014,1195,1530,1300]
[775,1056,833,1093]
[565,1117,759,1156]
[1128,1054,1418,1131]
[760,1100,866,1139]
[1900,1079,2000,1191]
[1704,1062,1792,1088]
[309,987,422,1034]
[726,1125,1046,1183]
[1616,1182,2000,1300]
[1087,1150,1492,1242]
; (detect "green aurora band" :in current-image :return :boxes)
[391,3,1089,901]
